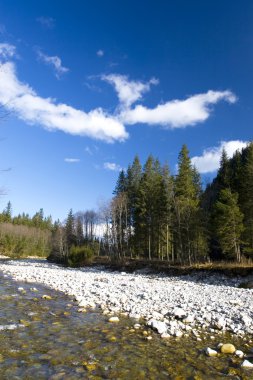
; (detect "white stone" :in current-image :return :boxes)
[241,360,253,368]
[148,320,167,335]
[183,315,195,323]
[173,307,187,319]
[205,347,218,357]
[235,350,244,358]
[108,316,119,323]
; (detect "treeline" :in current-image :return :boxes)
[106,142,253,264]
[0,203,53,257]
[50,209,100,266]
[3,142,253,266]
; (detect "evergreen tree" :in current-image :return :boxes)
[174,145,206,263]
[213,189,244,262]
[2,201,12,222]
[239,143,253,255]
[65,209,76,249]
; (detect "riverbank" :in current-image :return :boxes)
[0,259,253,341]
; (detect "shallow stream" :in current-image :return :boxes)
[0,270,252,379]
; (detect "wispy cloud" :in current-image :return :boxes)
[97,49,104,57]
[102,74,159,108]
[85,146,93,155]
[121,90,237,128]
[0,59,128,143]
[64,158,80,163]
[103,162,122,171]
[36,16,55,29]
[191,140,248,173]
[37,50,69,79]
[0,43,16,59]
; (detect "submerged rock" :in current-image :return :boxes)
[205,347,218,357]
[220,343,236,354]
[42,295,52,300]
[108,316,119,323]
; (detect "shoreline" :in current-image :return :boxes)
[0,259,253,341]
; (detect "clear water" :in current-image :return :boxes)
[0,271,252,379]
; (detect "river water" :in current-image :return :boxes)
[0,271,252,379]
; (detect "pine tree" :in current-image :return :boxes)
[174,145,205,264]
[65,209,76,249]
[2,201,12,222]
[213,189,244,262]
[239,143,253,256]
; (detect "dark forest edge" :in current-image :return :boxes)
[1,142,253,269]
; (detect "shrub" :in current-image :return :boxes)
[67,245,94,267]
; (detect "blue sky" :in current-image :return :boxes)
[0,0,252,221]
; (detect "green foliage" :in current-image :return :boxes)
[67,245,94,267]
[0,223,51,258]
[213,189,244,261]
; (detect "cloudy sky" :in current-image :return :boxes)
[0,0,252,220]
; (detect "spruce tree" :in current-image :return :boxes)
[213,189,244,262]
[65,209,76,249]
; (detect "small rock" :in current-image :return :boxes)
[241,359,253,368]
[183,315,194,324]
[235,350,244,358]
[161,332,171,339]
[220,343,236,354]
[108,316,119,323]
[174,330,183,338]
[77,308,86,313]
[42,295,52,300]
[174,307,187,319]
[205,347,218,357]
[148,320,167,335]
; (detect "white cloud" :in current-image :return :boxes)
[102,74,159,108]
[36,16,55,29]
[0,43,16,59]
[121,90,237,128]
[97,49,104,57]
[0,60,128,143]
[37,50,69,78]
[0,46,238,143]
[64,158,80,163]
[103,162,122,171]
[191,140,248,173]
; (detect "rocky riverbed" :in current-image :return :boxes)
[0,259,253,343]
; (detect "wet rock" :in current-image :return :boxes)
[241,359,253,368]
[108,316,119,323]
[42,295,52,300]
[148,319,167,334]
[235,350,244,358]
[220,343,236,354]
[161,332,171,339]
[205,347,218,357]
